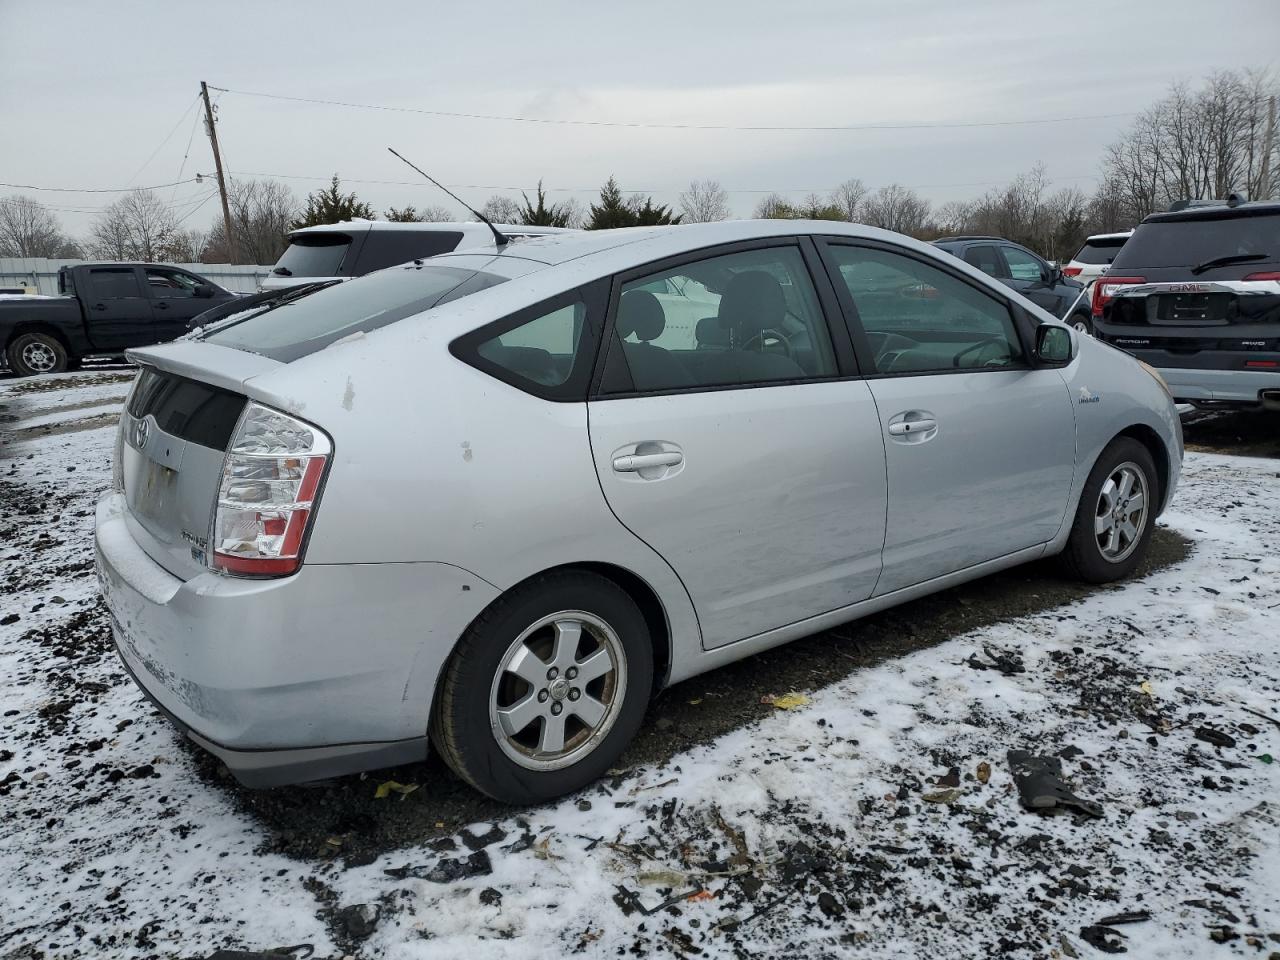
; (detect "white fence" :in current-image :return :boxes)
[0,258,274,295]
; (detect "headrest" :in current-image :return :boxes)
[696,315,730,348]
[617,289,666,342]
[717,271,786,336]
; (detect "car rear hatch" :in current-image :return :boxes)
[118,343,281,580]
[1094,207,1280,372]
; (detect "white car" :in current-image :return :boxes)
[261,220,571,292]
[1063,231,1133,290]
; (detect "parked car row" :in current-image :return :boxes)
[96,219,1181,803]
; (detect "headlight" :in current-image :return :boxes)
[1138,361,1172,399]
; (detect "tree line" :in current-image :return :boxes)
[1,68,1274,267]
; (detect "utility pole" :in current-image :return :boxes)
[1259,95,1276,201]
[200,81,237,263]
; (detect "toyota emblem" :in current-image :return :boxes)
[131,416,150,451]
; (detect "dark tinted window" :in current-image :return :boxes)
[476,301,585,389]
[830,244,1024,374]
[1001,245,1044,282]
[355,231,463,273]
[274,234,354,278]
[1073,237,1128,264]
[963,245,1007,278]
[146,269,200,298]
[128,368,246,451]
[1113,212,1279,270]
[89,268,142,300]
[204,263,506,362]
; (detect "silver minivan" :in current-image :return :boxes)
[96,221,1182,803]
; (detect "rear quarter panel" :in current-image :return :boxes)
[0,297,91,352]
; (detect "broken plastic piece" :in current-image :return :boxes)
[1007,750,1103,818]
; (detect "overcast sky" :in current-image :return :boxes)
[3,0,1277,240]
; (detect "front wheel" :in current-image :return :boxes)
[1061,437,1158,583]
[431,571,653,804]
[7,332,69,377]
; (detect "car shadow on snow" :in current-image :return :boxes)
[196,526,1192,867]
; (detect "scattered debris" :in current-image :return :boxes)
[373,780,418,799]
[1007,750,1103,818]
[1194,727,1237,749]
[976,761,991,784]
[335,903,380,940]
[965,643,1026,675]
[1080,925,1128,953]
[761,691,810,709]
[1096,910,1150,925]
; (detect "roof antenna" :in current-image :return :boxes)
[387,146,509,246]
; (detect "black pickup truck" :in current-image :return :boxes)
[0,263,238,377]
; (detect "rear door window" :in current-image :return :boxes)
[89,268,142,300]
[274,234,355,278]
[355,231,464,273]
[204,263,507,362]
[963,245,1008,279]
[1113,213,1279,270]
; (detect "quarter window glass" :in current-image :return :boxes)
[830,245,1025,375]
[89,269,141,300]
[963,245,1006,278]
[146,269,199,297]
[1002,246,1045,282]
[607,246,837,392]
[477,301,584,388]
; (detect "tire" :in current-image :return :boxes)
[1060,437,1158,583]
[431,570,653,804]
[1069,312,1092,336]
[7,332,69,377]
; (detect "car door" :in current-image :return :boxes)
[142,268,216,340]
[82,267,154,351]
[1000,244,1063,315]
[819,239,1076,596]
[587,239,887,650]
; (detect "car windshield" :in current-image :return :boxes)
[1112,212,1279,270]
[202,263,508,362]
[273,234,355,278]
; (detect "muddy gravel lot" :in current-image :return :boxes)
[1,372,1278,960]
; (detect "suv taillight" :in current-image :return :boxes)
[1092,276,1145,317]
[1062,266,1083,277]
[1242,271,1280,282]
[213,402,331,577]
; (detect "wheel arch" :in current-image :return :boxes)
[1114,423,1171,514]
[4,322,76,356]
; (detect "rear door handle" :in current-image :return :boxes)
[887,419,936,436]
[155,302,169,310]
[613,452,683,472]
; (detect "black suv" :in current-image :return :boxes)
[932,236,1091,330]
[1093,200,1280,410]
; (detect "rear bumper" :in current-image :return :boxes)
[1148,364,1280,404]
[94,492,498,786]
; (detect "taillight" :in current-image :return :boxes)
[1062,266,1083,277]
[212,402,331,577]
[1092,276,1145,317]
[1242,271,1280,282]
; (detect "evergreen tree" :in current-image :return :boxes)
[290,175,377,229]
[385,205,422,222]
[585,177,636,229]
[520,181,574,227]
[629,197,682,226]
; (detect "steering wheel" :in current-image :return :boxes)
[742,327,795,359]
[952,336,1008,369]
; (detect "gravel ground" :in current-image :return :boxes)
[1,371,1277,959]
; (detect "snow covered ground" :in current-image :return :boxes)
[1,372,1278,959]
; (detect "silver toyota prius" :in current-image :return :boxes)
[95,221,1182,803]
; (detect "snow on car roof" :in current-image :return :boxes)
[288,220,571,236]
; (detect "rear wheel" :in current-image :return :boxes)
[1061,437,1158,583]
[7,332,69,377]
[1069,312,1092,336]
[431,571,653,803]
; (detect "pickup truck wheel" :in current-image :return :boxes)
[7,332,69,376]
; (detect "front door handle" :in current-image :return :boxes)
[613,451,683,472]
[92,303,107,311]
[887,419,936,436]
[155,302,169,310]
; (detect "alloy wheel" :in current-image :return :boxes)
[21,340,58,373]
[1094,461,1148,563]
[488,610,627,771]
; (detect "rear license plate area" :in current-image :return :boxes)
[1157,293,1229,323]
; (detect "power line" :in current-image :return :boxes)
[126,94,202,186]
[0,178,202,194]
[209,84,1138,133]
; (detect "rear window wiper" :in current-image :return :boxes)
[273,266,293,276]
[1189,252,1268,275]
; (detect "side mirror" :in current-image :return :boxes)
[194,284,215,299]
[1035,324,1073,365]
[1042,263,1062,286]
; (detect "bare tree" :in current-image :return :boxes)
[830,179,867,222]
[204,179,298,264]
[859,184,931,235]
[933,199,975,235]
[0,195,77,257]
[481,195,523,224]
[679,179,731,222]
[752,193,797,219]
[166,229,208,263]
[89,189,181,261]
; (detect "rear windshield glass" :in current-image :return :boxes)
[1073,237,1128,265]
[273,234,354,278]
[203,264,507,362]
[1112,213,1278,270]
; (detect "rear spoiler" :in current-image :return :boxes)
[126,341,283,394]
